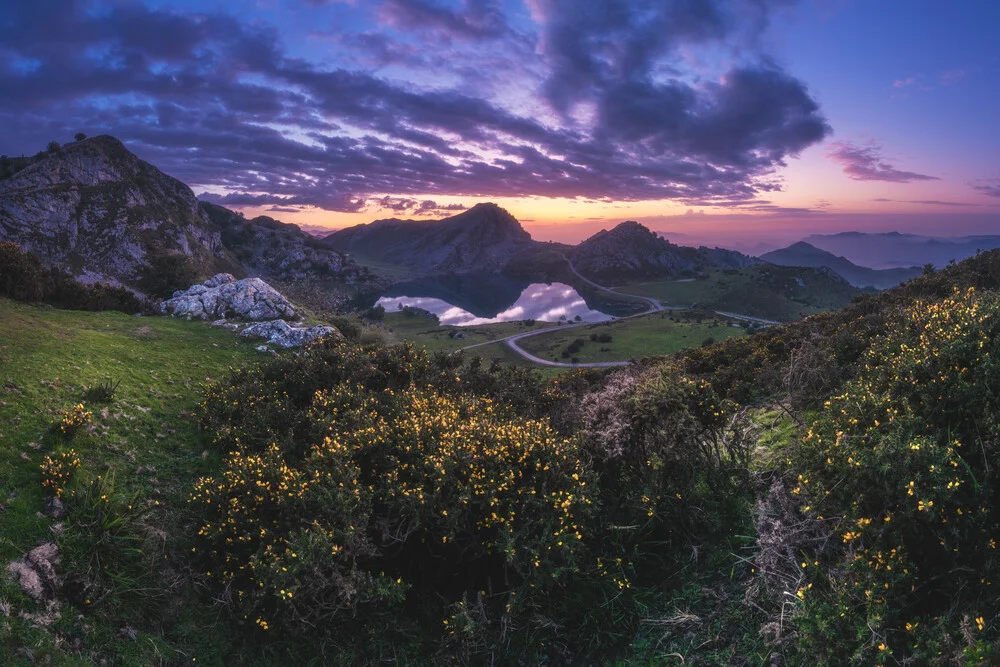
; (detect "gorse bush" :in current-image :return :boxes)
[579,363,751,529]
[191,339,753,660]
[191,387,591,642]
[192,339,597,656]
[787,288,1000,663]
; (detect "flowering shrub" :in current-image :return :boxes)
[40,449,81,497]
[58,403,93,439]
[192,369,592,645]
[579,363,749,530]
[788,288,1000,663]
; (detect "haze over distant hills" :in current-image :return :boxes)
[805,232,1000,270]
[761,241,921,289]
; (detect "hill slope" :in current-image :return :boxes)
[761,241,920,289]
[567,221,757,282]
[0,136,357,293]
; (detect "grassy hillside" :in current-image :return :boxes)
[615,265,863,321]
[517,310,748,364]
[0,299,257,664]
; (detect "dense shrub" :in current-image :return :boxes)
[192,339,758,660]
[139,246,199,298]
[0,241,146,312]
[786,288,1000,663]
[192,358,593,655]
[578,363,752,538]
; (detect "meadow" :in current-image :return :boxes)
[516,310,748,363]
[614,265,863,322]
[0,298,256,664]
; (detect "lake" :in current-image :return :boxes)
[377,281,615,326]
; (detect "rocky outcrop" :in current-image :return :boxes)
[324,202,538,273]
[569,221,757,282]
[0,136,231,287]
[239,319,339,349]
[161,274,298,321]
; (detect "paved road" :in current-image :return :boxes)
[459,257,778,368]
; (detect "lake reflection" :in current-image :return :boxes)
[377,282,614,326]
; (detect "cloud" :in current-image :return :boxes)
[971,180,1000,199]
[826,141,939,183]
[377,0,510,40]
[871,197,981,207]
[371,196,466,216]
[0,0,830,211]
[940,68,967,85]
[892,76,920,88]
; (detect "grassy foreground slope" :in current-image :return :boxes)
[0,299,256,665]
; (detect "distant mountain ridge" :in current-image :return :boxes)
[326,208,759,282]
[805,232,1000,270]
[0,135,358,294]
[761,241,921,289]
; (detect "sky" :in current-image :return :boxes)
[1,0,998,251]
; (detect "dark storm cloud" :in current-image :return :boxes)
[826,141,938,183]
[0,0,831,211]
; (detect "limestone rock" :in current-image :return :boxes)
[239,319,339,349]
[161,274,298,321]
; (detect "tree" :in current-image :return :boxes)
[74,132,86,142]
[46,141,61,153]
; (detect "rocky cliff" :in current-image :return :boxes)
[0,136,357,294]
[568,221,757,282]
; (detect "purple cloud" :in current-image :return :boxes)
[826,141,938,183]
[377,0,510,40]
[972,180,1000,199]
[872,197,981,207]
[0,0,830,211]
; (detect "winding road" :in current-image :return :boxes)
[460,257,778,368]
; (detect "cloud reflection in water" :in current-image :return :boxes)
[376,283,613,326]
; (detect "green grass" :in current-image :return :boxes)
[381,311,553,354]
[614,266,861,322]
[0,298,258,665]
[518,311,748,364]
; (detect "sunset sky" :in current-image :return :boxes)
[2,0,998,251]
